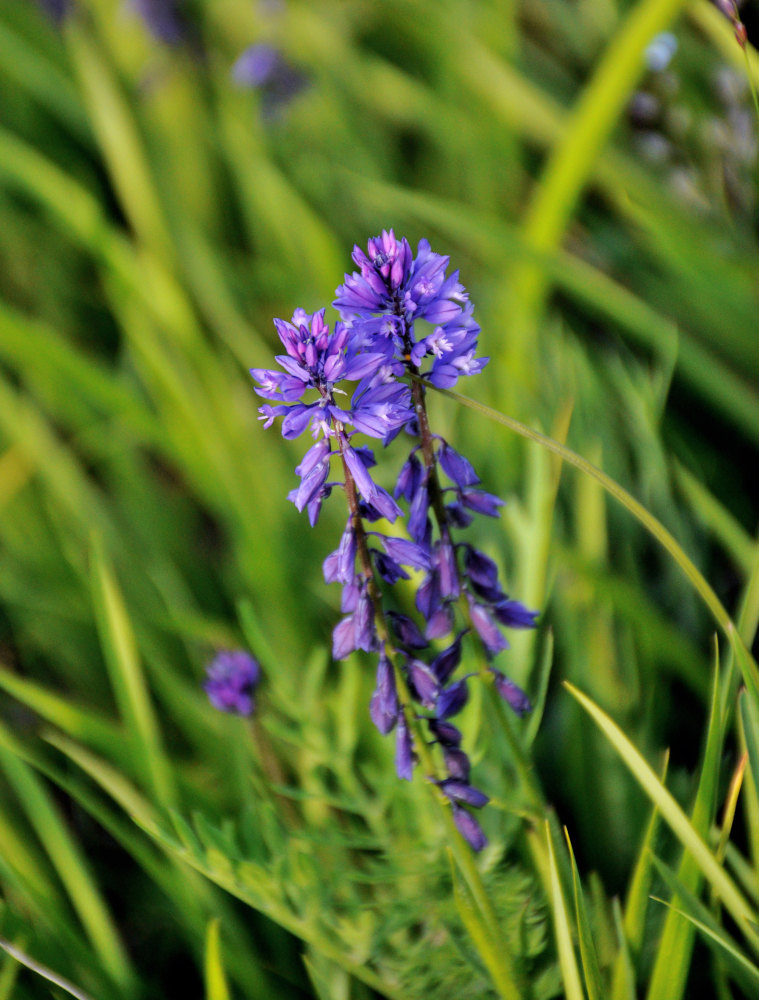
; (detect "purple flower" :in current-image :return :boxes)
[437,679,469,720]
[437,778,489,809]
[37,0,72,22]
[204,651,261,716]
[334,234,486,392]
[491,670,532,716]
[396,714,414,780]
[232,43,310,117]
[370,653,399,735]
[128,0,185,44]
[452,805,488,851]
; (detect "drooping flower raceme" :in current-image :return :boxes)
[252,235,537,851]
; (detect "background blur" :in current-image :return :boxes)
[1,1,758,997]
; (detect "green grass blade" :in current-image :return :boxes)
[0,736,133,990]
[428,382,757,669]
[565,682,758,941]
[611,751,669,1000]
[546,822,585,1000]
[0,666,123,753]
[651,855,759,994]
[611,898,636,1000]
[0,939,95,1000]
[565,831,603,1000]
[646,648,725,1000]
[740,691,759,806]
[89,535,175,807]
[65,22,173,263]
[510,0,689,348]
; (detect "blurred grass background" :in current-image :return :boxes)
[0,0,758,997]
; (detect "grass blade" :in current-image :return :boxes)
[90,535,175,807]
[565,682,758,942]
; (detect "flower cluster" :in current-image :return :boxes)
[205,650,261,716]
[251,232,537,850]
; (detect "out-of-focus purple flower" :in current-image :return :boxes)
[204,651,261,716]
[233,43,280,87]
[128,0,185,44]
[37,0,72,22]
[232,43,309,117]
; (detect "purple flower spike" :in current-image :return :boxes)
[387,612,428,650]
[442,746,471,781]
[205,651,261,716]
[256,232,539,849]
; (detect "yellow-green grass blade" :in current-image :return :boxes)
[90,535,175,807]
[646,649,725,1000]
[450,860,517,1000]
[566,831,603,1000]
[65,22,174,264]
[524,627,554,748]
[0,737,133,991]
[611,751,668,1000]
[509,0,690,351]
[204,919,231,1000]
[546,822,585,1000]
[611,898,636,1000]
[0,938,22,1000]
